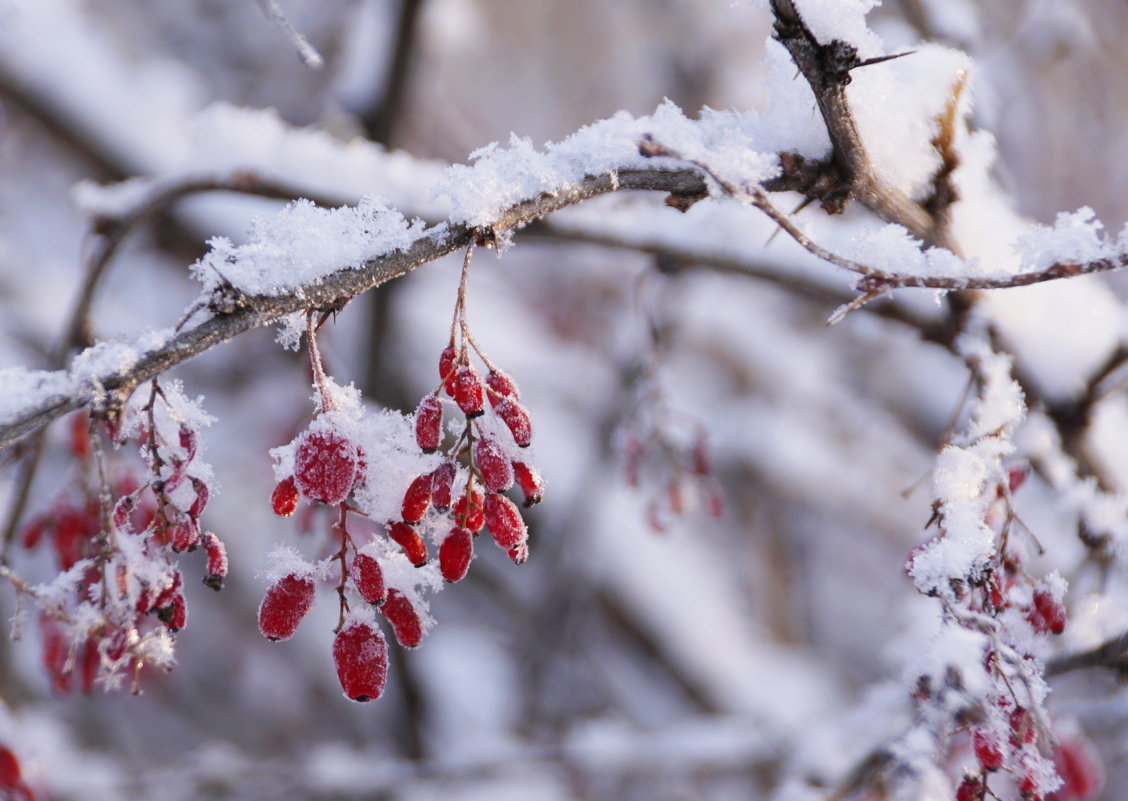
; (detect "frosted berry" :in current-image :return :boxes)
[452,364,485,417]
[1029,588,1066,634]
[508,541,529,565]
[401,473,432,524]
[955,775,983,801]
[439,527,473,582]
[351,552,387,605]
[495,399,532,447]
[271,476,300,517]
[334,618,389,702]
[484,493,526,549]
[476,438,514,492]
[294,428,360,505]
[179,424,198,462]
[381,589,423,648]
[512,461,545,506]
[453,491,484,533]
[439,346,458,395]
[202,532,228,590]
[431,461,456,511]
[972,728,1004,772]
[1017,772,1040,798]
[168,519,200,552]
[157,591,188,631]
[388,521,428,567]
[1009,707,1035,746]
[414,395,443,453]
[188,478,209,518]
[486,369,520,406]
[258,573,316,641]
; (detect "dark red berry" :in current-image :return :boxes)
[484,493,526,549]
[439,346,458,395]
[439,527,473,582]
[258,573,316,641]
[188,478,209,518]
[415,395,443,453]
[512,461,544,506]
[168,519,200,553]
[0,746,22,786]
[157,591,188,631]
[476,438,514,492]
[381,589,423,648]
[955,775,983,801]
[431,461,456,511]
[972,728,1004,772]
[388,521,428,566]
[452,364,485,417]
[1018,772,1039,798]
[294,428,360,505]
[333,618,389,702]
[179,424,198,462]
[453,491,484,533]
[1029,588,1066,634]
[486,369,519,407]
[1052,736,1103,801]
[401,474,432,525]
[351,552,386,605]
[271,476,300,517]
[1009,707,1036,746]
[495,399,532,447]
[69,412,90,458]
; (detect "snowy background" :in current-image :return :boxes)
[1,1,1127,799]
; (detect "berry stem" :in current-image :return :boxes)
[332,502,352,633]
[306,311,336,413]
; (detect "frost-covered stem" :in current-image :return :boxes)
[455,243,475,361]
[306,312,336,412]
[254,0,323,69]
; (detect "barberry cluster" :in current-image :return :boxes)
[11,380,226,694]
[909,466,1103,801]
[260,255,545,703]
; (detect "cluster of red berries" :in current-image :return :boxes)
[16,385,228,694]
[953,726,1102,801]
[620,423,723,532]
[261,326,546,703]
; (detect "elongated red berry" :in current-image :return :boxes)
[439,346,458,395]
[351,552,386,604]
[972,728,1004,772]
[334,618,389,702]
[484,493,526,549]
[294,428,360,505]
[476,438,514,492]
[202,532,228,590]
[168,519,200,552]
[431,461,456,511]
[453,364,485,417]
[271,476,300,517]
[512,461,544,506]
[179,424,198,462]
[495,399,532,447]
[453,490,484,533]
[1009,706,1035,746]
[258,573,316,641]
[188,478,209,518]
[486,370,519,407]
[401,474,432,525]
[381,589,423,648]
[388,521,428,566]
[414,396,443,453]
[1029,588,1066,634]
[439,527,473,582]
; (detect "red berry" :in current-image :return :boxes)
[972,728,1004,772]
[294,428,360,505]
[452,364,485,417]
[439,346,458,395]
[431,461,456,511]
[157,591,188,631]
[1052,736,1104,801]
[507,541,529,565]
[351,552,386,605]
[414,395,443,453]
[1009,707,1036,746]
[69,411,90,458]
[258,573,316,641]
[188,478,209,518]
[202,532,228,590]
[453,491,484,533]
[41,615,71,694]
[401,474,433,525]
[512,461,545,506]
[179,424,198,462]
[168,519,200,553]
[495,399,532,447]
[486,369,520,406]
[1018,772,1039,798]
[0,746,22,786]
[388,521,428,566]
[381,589,423,648]
[271,476,300,517]
[1029,588,1066,635]
[955,775,983,801]
[484,493,526,549]
[439,527,473,582]
[476,438,514,492]
[333,618,389,702]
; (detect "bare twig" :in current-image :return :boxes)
[254,0,324,69]
[1046,629,1128,678]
